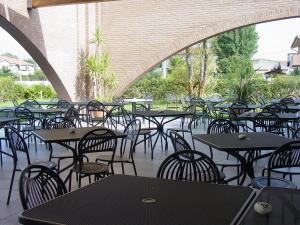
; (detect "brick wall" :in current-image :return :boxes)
[0,1,300,100]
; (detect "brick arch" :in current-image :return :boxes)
[119,5,300,95]
[0,14,71,100]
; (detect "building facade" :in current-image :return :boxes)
[0,55,35,76]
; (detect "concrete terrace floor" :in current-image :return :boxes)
[0,118,299,225]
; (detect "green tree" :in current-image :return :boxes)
[1,52,18,59]
[213,26,258,74]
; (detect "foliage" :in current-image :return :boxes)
[1,52,18,59]
[0,67,14,77]
[85,28,117,100]
[0,77,15,101]
[213,25,258,74]
[0,77,56,102]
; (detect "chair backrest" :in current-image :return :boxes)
[190,97,205,106]
[107,106,130,128]
[263,103,287,113]
[0,108,14,118]
[293,128,300,140]
[19,164,67,210]
[15,107,36,126]
[86,100,107,120]
[78,128,117,160]
[121,119,141,159]
[46,117,76,129]
[170,131,193,152]
[11,98,19,107]
[228,102,249,121]
[135,103,148,111]
[23,99,42,109]
[157,150,221,183]
[65,106,80,122]
[280,97,295,105]
[207,119,238,134]
[267,141,300,185]
[113,96,124,104]
[254,112,282,133]
[57,99,71,109]
[5,126,29,163]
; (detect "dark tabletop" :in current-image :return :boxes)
[32,127,126,143]
[237,187,300,225]
[238,112,300,121]
[193,132,292,151]
[19,175,254,225]
[29,108,67,114]
[214,104,259,110]
[0,117,19,125]
[132,110,192,117]
[0,107,66,115]
[37,101,124,107]
[271,99,300,104]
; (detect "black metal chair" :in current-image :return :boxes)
[166,105,196,150]
[228,102,250,132]
[70,128,117,188]
[207,119,242,184]
[169,131,193,152]
[157,150,222,183]
[280,96,295,105]
[19,164,67,210]
[57,99,71,109]
[250,141,300,189]
[0,108,15,165]
[124,106,154,152]
[253,112,284,135]
[46,117,76,172]
[15,106,42,153]
[11,98,19,107]
[96,119,141,176]
[5,127,56,205]
[65,106,82,127]
[263,103,287,113]
[22,99,42,109]
[86,100,107,127]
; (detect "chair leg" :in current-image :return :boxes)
[7,164,17,205]
[121,162,125,174]
[0,140,2,166]
[132,161,137,176]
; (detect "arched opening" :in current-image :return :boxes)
[0,15,71,100]
[122,17,300,104]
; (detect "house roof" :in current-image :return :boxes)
[291,35,300,48]
[0,56,33,66]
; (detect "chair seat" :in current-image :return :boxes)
[140,129,152,135]
[97,154,129,163]
[271,167,300,175]
[251,177,297,189]
[21,126,42,132]
[74,162,109,174]
[31,161,57,170]
[91,117,105,122]
[215,159,241,167]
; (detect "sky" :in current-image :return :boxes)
[0,18,299,61]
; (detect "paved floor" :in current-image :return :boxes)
[0,118,298,225]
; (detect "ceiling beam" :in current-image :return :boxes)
[28,0,117,8]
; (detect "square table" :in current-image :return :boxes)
[32,127,126,177]
[193,132,292,184]
[238,112,300,122]
[132,110,193,159]
[19,175,255,225]
[214,104,259,111]
[236,187,300,225]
